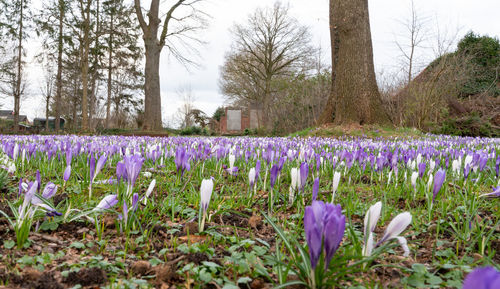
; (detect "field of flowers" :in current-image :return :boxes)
[0,134,498,288]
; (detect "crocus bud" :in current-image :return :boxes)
[332,171,341,201]
[63,165,71,182]
[248,167,256,188]
[94,194,118,211]
[432,169,446,202]
[200,178,214,212]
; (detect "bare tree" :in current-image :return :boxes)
[394,0,431,85]
[219,2,316,128]
[40,62,55,131]
[318,0,389,125]
[175,85,196,129]
[133,0,209,130]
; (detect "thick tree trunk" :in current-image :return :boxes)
[143,43,162,130]
[319,0,389,125]
[55,0,64,131]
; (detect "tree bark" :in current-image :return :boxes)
[134,0,188,131]
[143,42,162,130]
[55,0,64,131]
[318,0,389,125]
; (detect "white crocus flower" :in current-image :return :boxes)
[362,201,382,257]
[363,201,412,257]
[248,168,256,187]
[228,154,235,170]
[332,171,341,202]
[143,179,156,205]
[427,174,433,191]
[289,168,300,204]
[452,159,460,176]
[199,178,214,232]
[410,171,418,189]
[377,212,412,256]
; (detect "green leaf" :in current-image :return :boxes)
[4,240,15,249]
[412,263,428,275]
[427,275,443,286]
[237,277,252,284]
[70,242,86,249]
[406,274,426,288]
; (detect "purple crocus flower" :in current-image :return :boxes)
[304,201,346,269]
[116,161,126,183]
[418,162,426,178]
[18,178,23,196]
[42,182,58,199]
[270,164,279,189]
[255,160,261,180]
[481,186,500,198]
[462,266,500,289]
[123,155,144,188]
[432,169,446,202]
[63,165,71,182]
[175,147,190,176]
[479,156,488,172]
[312,177,319,201]
[300,162,309,192]
[464,164,471,179]
[89,154,96,182]
[94,194,118,211]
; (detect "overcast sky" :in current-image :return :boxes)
[6,0,500,127]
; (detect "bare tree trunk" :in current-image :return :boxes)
[89,0,100,131]
[319,0,389,125]
[144,43,162,130]
[105,8,113,129]
[55,0,64,131]
[14,0,24,132]
[45,95,50,130]
[80,0,91,131]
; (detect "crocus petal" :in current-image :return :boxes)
[94,194,118,211]
[463,266,500,289]
[145,179,156,199]
[395,236,410,257]
[332,171,341,201]
[411,172,418,188]
[312,177,319,201]
[248,167,256,188]
[63,165,71,182]
[480,186,500,198]
[379,212,412,244]
[304,206,322,269]
[362,232,374,257]
[364,201,382,235]
[200,178,214,212]
[432,169,446,202]
[42,182,58,199]
[323,205,346,268]
[270,164,279,189]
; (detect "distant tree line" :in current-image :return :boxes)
[0,0,207,132]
